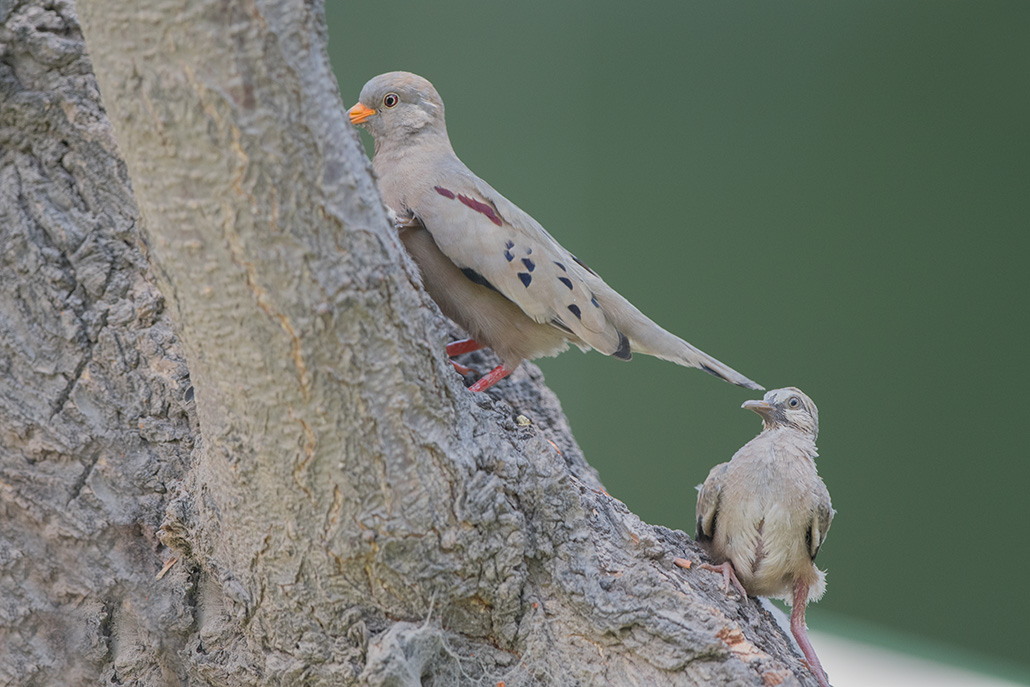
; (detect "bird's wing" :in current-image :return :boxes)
[808,485,834,560]
[411,164,627,357]
[695,462,729,541]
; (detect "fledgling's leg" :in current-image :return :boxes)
[791,579,830,687]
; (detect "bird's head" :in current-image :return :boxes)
[742,386,819,438]
[348,71,447,146]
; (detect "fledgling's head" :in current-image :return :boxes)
[348,71,447,145]
[742,386,819,438]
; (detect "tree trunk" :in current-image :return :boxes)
[1,1,818,685]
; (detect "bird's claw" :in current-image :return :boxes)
[388,205,420,230]
[700,562,749,602]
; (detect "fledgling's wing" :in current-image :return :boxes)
[695,461,730,542]
[807,484,834,561]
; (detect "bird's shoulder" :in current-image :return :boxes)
[699,460,731,488]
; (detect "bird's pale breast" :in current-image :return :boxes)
[715,433,826,601]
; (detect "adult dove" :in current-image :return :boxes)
[349,72,762,392]
[696,387,834,687]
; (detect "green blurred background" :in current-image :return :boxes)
[328,1,1029,681]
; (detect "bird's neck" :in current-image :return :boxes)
[759,426,819,461]
[371,131,460,213]
[373,127,454,162]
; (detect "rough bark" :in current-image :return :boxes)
[1,0,818,685]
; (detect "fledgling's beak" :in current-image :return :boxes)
[742,399,775,420]
[348,102,376,125]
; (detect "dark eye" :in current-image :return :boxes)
[788,397,800,408]
[383,93,399,108]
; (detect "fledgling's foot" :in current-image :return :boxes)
[700,561,749,602]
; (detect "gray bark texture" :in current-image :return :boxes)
[0,1,819,685]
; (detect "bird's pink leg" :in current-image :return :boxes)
[446,338,482,356]
[468,365,512,392]
[791,579,830,687]
[444,339,511,391]
[446,338,482,376]
[700,561,749,601]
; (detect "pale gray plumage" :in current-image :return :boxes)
[695,387,833,686]
[348,71,762,392]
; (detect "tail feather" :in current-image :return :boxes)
[650,335,764,391]
[596,286,763,390]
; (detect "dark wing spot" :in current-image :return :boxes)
[521,258,536,272]
[701,363,730,382]
[591,295,600,308]
[810,503,831,559]
[457,194,503,226]
[526,247,532,255]
[461,267,501,294]
[807,520,828,561]
[554,261,567,272]
[567,304,582,320]
[558,277,573,290]
[503,250,514,262]
[696,514,714,544]
[571,254,598,276]
[518,272,532,287]
[612,331,631,360]
[434,186,456,199]
[505,239,514,249]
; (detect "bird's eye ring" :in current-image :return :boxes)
[788,397,800,408]
[383,93,399,108]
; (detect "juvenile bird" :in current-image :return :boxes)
[695,387,834,687]
[348,72,762,392]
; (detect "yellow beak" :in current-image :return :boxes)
[348,102,376,125]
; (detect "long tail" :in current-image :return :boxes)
[597,286,764,390]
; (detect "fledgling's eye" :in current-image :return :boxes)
[788,397,800,408]
[383,93,399,108]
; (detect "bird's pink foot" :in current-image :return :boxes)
[446,338,482,377]
[791,579,830,687]
[444,339,510,390]
[468,365,512,392]
[451,360,474,376]
[700,561,749,601]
